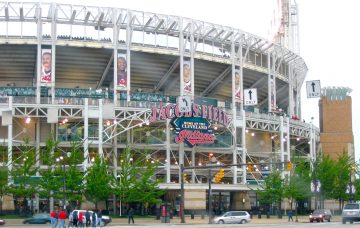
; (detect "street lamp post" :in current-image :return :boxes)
[56,155,67,210]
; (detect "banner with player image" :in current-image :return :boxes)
[41,49,52,86]
[182,60,192,95]
[234,69,242,102]
[116,53,128,91]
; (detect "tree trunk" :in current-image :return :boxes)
[95,200,98,210]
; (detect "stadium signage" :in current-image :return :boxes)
[149,103,230,147]
[171,117,215,147]
[149,103,230,127]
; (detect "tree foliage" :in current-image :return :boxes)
[258,171,283,207]
[84,155,114,209]
[114,147,164,205]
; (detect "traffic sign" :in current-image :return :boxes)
[178,96,192,113]
[306,80,321,98]
[244,88,258,106]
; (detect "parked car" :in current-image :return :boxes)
[342,203,360,224]
[213,211,251,224]
[23,213,51,224]
[309,209,332,222]
[0,218,5,225]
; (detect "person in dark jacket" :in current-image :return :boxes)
[128,208,135,224]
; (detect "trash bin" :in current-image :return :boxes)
[160,203,171,223]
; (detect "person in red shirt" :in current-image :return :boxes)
[50,210,58,228]
[58,209,66,228]
[78,211,84,228]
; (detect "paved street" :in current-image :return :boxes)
[1,215,354,228]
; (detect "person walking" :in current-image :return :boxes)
[78,211,84,228]
[288,210,294,222]
[96,209,102,228]
[91,210,97,228]
[85,210,91,227]
[72,210,78,227]
[50,209,58,228]
[58,209,67,228]
[128,207,135,224]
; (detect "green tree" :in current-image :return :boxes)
[0,167,8,215]
[64,141,85,209]
[114,147,164,209]
[8,141,38,215]
[312,154,336,200]
[38,137,63,212]
[332,152,352,210]
[258,171,283,214]
[84,155,114,209]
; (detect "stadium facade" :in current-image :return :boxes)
[0,2,319,213]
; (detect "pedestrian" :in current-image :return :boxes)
[50,209,58,228]
[78,211,84,228]
[58,209,67,228]
[85,210,91,227]
[72,209,78,227]
[288,210,293,222]
[128,207,135,224]
[96,209,102,228]
[91,210,97,228]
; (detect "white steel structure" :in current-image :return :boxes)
[0,2,318,213]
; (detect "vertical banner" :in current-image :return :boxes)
[270,75,276,111]
[235,69,241,102]
[182,60,192,95]
[116,53,128,91]
[41,49,52,86]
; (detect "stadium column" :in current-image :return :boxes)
[7,97,13,183]
[166,119,171,183]
[50,124,55,212]
[231,34,237,184]
[113,8,118,104]
[98,99,104,157]
[126,10,132,103]
[267,52,272,112]
[50,2,56,104]
[83,98,89,169]
[36,4,42,104]
[35,118,40,212]
[288,65,294,117]
[280,116,285,178]
[286,117,291,174]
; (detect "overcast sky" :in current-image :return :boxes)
[32,0,360,160]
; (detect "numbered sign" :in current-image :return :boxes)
[306,80,321,98]
[244,88,258,106]
[178,96,192,113]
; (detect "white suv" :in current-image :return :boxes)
[213,211,251,224]
[342,203,360,224]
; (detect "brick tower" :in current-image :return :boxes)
[319,87,354,159]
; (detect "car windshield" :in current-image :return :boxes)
[344,204,360,210]
[313,210,323,215]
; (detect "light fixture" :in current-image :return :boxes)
[251,132,255,137]
[106,120,111,126]
[198,162,202,166]
[296,137,300,141]
[91,157,95,162]
[245,129,249,133]
[25,117,31,124]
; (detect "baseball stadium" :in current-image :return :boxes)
[0,1,318,215]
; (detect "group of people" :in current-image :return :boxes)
[50,208,103,228]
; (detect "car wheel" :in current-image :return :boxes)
[350,221,354,224]
[310,220,313,223]
[240,219,247,224]
[342,219,346,224]
[218,220,225,224]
